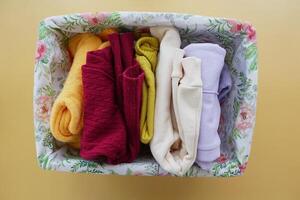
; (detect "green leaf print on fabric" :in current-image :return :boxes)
[231,128,242,140]
[245,43,258,72]
[232,97,241,121]
[38,153,54,170]
[42,129,57,151]
[126,168,133,175]
[207,18,235,67]
[208,18,231,34]
[104,12,123,27]
[38,85,56,97]
[245,43,256,59]
[38,21,49,40]
[211,159,241,177]
[70,160,104,173]
[63,15,87,31]
[237,72,252,101]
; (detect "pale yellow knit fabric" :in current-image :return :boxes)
[50,33,102,148]
[135,36,159,144]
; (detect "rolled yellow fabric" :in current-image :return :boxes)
[97,41,110,49]
[50,33,102,148]
[135,36,159,144]
[98,28,118,41]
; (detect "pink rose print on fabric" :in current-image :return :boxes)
[81,13,107,25]
[244,24,256,42]
[216,154,228,164]
[227,20,256,42]
[236,104,254,131]
[35,41,47,62]
[228,19,243,33]
[35,95,52,122]
[238,162,248,173]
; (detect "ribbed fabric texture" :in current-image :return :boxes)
[135,36,159,144]
[80,46,127,164]
[184,43,226,170]
[120,33,135,69]
[50,33,101,148]
[108,33,124,108]
[122,65,144,161]
[109,32,144,162]
[80,32,144,164]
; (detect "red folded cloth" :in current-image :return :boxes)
[109,32,144,162]
[80,47,127,164]
[108,33,123,108]
[122,64,144,161]
[120,32,135,69]
[80,32,144,164]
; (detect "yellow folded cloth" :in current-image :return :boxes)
[98,28,118,41]
[135,36,159,144]
[97,41,110,49]
[50,33,102,148]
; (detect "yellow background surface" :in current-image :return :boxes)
[0,0,299,199]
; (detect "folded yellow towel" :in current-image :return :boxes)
[135,36,159,144]
[50,33,102,148]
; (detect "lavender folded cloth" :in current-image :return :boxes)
[184,43,226,170]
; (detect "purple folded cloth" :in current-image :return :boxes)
[184,43,226,170]
[218,64,232,102]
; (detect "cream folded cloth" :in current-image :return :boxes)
[171,50,203,175]
[50,33,102,148]
[150,27,202,176]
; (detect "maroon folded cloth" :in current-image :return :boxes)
[81,32,144,164]
[122,64,144,161]
[108,33,124,108]
[108,32,137,107]
[120,32,135,69]
[109,32,144,162]
[80,47,127,164]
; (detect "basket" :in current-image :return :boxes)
[33,11,258,177]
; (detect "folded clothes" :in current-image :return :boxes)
[171,50,203,175]
[80,32,144,163]
[109,32,144,162]
[80,45,127,164]
[184,43,226,170]
[135,36,159,144]
[120,32,135,69]
[122,64,144,161]
[150,27,202,176]
[108,33,124,108]
[150,27,181,175]
[50,33,101,148]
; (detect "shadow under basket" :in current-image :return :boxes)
[33,11,258,177]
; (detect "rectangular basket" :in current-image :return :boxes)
[33,11,258,177]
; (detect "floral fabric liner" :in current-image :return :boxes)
[33,11,258,177]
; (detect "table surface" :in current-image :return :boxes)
[0,0,299,200]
